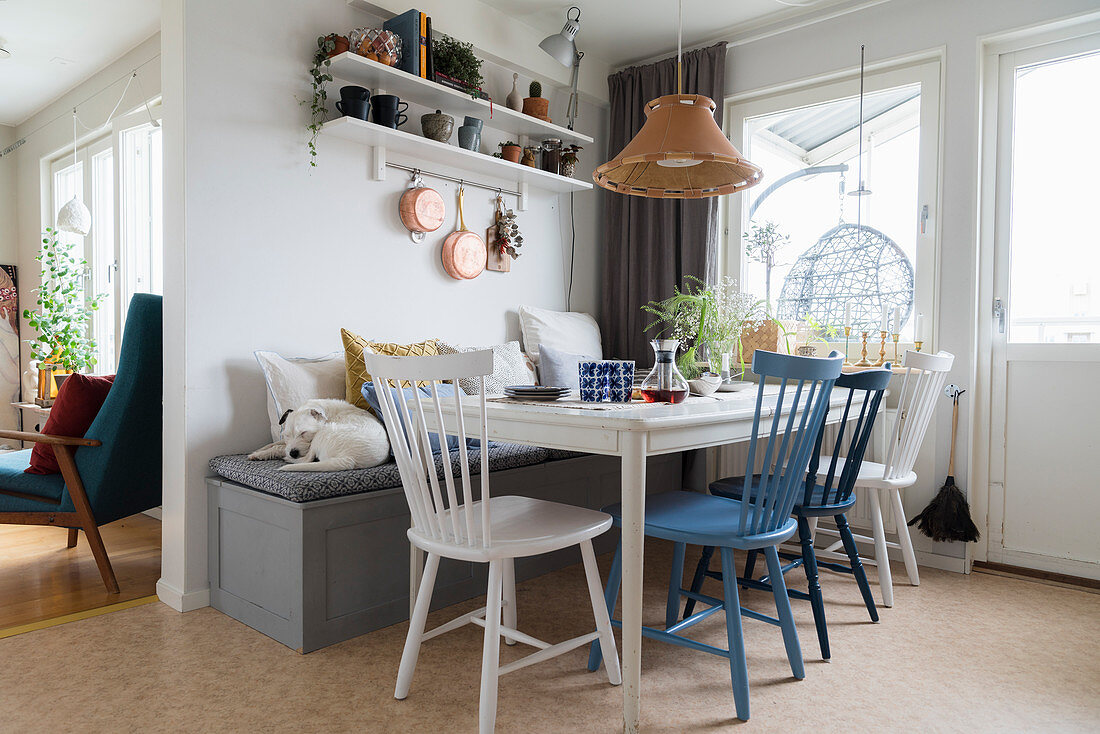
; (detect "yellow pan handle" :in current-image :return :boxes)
[458,186,467,231]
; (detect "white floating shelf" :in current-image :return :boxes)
[320,116,593,201]
[326,52,593,147]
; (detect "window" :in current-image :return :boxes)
[1007,50,1100,343]
[47,109,161,373]
[725,61,941,348]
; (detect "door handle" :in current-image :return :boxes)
[993,298,1006,334]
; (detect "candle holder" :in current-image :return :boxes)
[891,333,900,364]
[914,340,924,353]
[854,331,872,367]
[874,330,887,366]
[843,326,852,365]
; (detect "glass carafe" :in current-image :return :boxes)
[639,339,689,404]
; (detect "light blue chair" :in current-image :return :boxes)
[587,350,843,721]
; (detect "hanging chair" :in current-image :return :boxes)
[776,222,914,329]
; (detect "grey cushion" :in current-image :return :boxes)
[546,448,588,461]
[209,443,551,503]
[537,342,593,391]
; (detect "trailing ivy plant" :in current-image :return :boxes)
[432,34,484,98]
[22,228,105,372]
[304,35,336,167]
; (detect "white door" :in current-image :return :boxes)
[987,34,1100,579]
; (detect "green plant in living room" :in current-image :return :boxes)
[432,34,485,98]
[303,34,337,167]
[743,219,789,310]
[22,228,106,376]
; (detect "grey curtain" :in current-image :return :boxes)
[599,43,727,363]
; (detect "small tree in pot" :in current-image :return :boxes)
[23,228,105,402]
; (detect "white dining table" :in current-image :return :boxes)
[420,385,852,733]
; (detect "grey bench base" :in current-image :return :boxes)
[208,452,682,653]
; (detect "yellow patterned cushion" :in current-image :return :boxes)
[341,328,438,409]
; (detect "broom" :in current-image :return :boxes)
[907,386,980,542]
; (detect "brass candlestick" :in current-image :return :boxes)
[874,330,887,366]
[843,326,852,365]
[891,333,900,364]
[854,331,872,367]
[914,340,924,353]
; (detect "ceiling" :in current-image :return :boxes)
[0,0,160,127]
[479,0,865,67]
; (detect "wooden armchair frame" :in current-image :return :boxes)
[0,429,117,593]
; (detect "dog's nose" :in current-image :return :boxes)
[288,448,300,458]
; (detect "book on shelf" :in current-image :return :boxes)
[433,72,490,100]
[425,16,434,80]
[382,8,420,77]
[418,12,428,79]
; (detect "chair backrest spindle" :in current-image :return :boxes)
[881,351,954,481]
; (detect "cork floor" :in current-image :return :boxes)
[1,541,1097,733]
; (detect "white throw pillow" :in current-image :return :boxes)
[255,350,346,441]
[518,305,603,367]
[436,341,537,395]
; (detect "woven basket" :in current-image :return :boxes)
[738,320,781,366]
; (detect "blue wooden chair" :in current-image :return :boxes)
[0,294,162,593]
[587,350,843,721]
[684,366,891,661]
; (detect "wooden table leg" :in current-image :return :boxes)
[620,431,647,733]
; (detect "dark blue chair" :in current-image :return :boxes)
[587,350,843,721]
[0,294,162,593]
[684,366,891,660]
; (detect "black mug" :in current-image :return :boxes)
[372,94,408,128]
[340,85,370,101]
[336,98,369,120]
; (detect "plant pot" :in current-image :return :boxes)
[36,364,69,406]
[522,97,550,121]
[421,110,454,143]
[326,34,350,58]
[500,144,521,163]
[560,157,577,178]
[739,319,781,366]
[457,126,481,151]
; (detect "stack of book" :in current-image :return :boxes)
[383,9,490,100]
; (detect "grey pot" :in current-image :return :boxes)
[462,115,483,131]
[421,109,454,143]
[457,125,481,151]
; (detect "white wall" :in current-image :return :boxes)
[160,0,608,609]
[0,125,16,263]
[723,0,1100,565]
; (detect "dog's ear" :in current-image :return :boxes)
[278,409,293,426]
[309,407,326,422]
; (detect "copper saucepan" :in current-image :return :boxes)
[441,185,486,280]
[399,171,446,243]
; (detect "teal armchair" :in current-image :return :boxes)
[0,294,162,593]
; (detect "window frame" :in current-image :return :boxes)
[721,57,944,353]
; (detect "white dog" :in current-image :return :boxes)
[248,398,390,472]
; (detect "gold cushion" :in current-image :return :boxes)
[341,328,438,409]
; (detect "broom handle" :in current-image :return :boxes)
[948,398,959,476]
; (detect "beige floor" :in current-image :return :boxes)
[1,541,1097,733]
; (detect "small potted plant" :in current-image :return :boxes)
[23,228,105,405]
[324,33,349,57]
[523,81,550,121]
[499,141,522,163]
[432,34,485,99]
[560,144,582,177]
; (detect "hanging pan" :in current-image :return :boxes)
[441,185,486,280]
[399,170,446,243]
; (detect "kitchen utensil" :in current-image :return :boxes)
[441,186,486,280]
[398,171,446,243]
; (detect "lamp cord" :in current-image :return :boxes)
[567,192,576,309]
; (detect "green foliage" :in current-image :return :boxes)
[433,35,484,98]
[642,276,767,379]
[303,35,336,167]
[499,141,518,148]
[22,228,105,372]
[743,220,789,308]
[528,80,542,98]
[561,144,582,164]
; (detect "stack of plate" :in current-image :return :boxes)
[503,385,572,401]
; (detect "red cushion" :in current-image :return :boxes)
[25,374,115,475]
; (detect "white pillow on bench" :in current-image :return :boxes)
[518,305,603,368]
[255,350,346,441]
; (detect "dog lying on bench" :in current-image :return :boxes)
[248,399,390,471]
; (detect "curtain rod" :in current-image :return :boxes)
[386,162,522,198]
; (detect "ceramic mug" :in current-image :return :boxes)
[372,94,408,128]
[578,361,608,402]
[602,360,636,403]
[335,98,369,120]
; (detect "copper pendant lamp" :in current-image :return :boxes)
[594,0,762,199]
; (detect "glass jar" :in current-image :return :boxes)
[639,339,689,404]
[540,138,562,175]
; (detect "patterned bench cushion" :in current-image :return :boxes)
[209,443,551,503]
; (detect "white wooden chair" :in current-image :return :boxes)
[810,350,954,606]
[363,350,621,733]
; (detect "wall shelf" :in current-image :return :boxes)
[320,116,592,209]
[326,52,593,147]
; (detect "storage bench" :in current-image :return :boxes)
[207,448,682,653]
